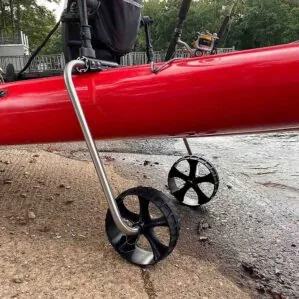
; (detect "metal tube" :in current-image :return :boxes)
[177,38,194,56]
[183,138,192,155]
[63,60,139,236]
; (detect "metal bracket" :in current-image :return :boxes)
[75,56,119,73]
[150,58,181,74]
[177,38,195,56]
[64,59,139,236]
[150,39,192,74]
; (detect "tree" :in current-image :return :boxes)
[2,0,299,55]
[217,0,299,49]
[136,0,299,51]
[0,0,60,53]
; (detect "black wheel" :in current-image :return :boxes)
[105,187,180,266]
[168,155,219,207]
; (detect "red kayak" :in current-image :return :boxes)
[1,43,299,146]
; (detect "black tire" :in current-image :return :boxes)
[105,186,180,266]
[168,155,219,207]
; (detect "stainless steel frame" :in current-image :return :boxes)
[177,38,195,56]
[64,59,139,236]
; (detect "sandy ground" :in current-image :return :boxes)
[0,149,250,299]
[0,132,298,298]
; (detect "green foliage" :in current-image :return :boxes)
[41,26,63,55]
[1,0,299,54]
[137,0,299,51]
[0,0,61,54]
[227,0,299,49]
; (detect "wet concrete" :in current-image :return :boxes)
[1,131,298,298]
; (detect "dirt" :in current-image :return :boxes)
[0,149,250,298]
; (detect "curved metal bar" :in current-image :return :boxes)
[177,38,194,56]
[151,58,181,73]
[64,60,139,236]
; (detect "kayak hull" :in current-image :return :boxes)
[1,43,299,146]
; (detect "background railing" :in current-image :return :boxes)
[0,54,65,73]
[121,47,236,65]
[0,47,235,73]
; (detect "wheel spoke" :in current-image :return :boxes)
[144,216,168,229]
[169,167,189,181]
[144,230,168,261]
[172,184,190,202]
[188,159,198,178]
[106,187,180,266]
[118,202,140,223]
[115,235,138,254]
[193,185,209,204]
[195,172,215,184]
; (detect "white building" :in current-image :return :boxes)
[0,31,30,71]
